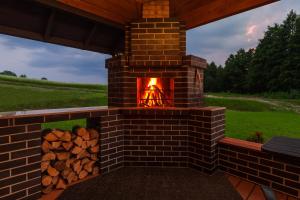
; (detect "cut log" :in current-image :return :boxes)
[42,140,51,153]
[81,141,88,149]
[73,160,82,174]
[82,131,90,141]
[56,152,70,161]
[61,131,72,142]
[54,160,66,171]
[72,173,78,182]
[42,151,56,161]
[71,146,83,154]
[62,168,72,179]
[76,127,87,137]
[90,154,98,161]
[56,178,67,189]
[42,175,52,186]
[92,166,100,175]
[89,129,99,140]
[51,141,62,149]
[52,176,59,185]
[90,145,99,153]
[62,142,73,151]
[47,165,59,177]
[67,171,77,184]
[76,150,88,159]
[87,139,98,148]
[79,170,88,180]
[74,136,83,147]
[53,130,65,138]
[44,132,58,142]
[41,161,50,173]
[84,161,95,173]
[66,158,75,168]
[81,158,90,166]
[42,185,53,194]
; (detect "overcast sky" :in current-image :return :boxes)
[0,0,299,84]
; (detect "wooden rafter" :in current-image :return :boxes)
[84,23,97,47]
[44,9,56,40]
[177,0,279,29]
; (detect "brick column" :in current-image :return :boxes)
[87,109,124,174]
[189,107,226,174]
[0,119,41,200]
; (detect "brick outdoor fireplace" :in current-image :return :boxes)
[106,1,206,108]
[0,1,299,200]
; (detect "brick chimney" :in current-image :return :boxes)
[106,0,207,107]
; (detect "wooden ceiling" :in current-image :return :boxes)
[0,0,278,55]
[52,0,278,29]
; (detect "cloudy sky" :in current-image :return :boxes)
[0,0,299,84]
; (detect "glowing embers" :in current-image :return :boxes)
[137,77,174,107]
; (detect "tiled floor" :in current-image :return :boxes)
[226,174,299,200]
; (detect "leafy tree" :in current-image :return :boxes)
[41,77,48,80]
[248,11,298,93]
[20,74,27,78]
[279,14,300,91]
[223,49,254,93]
[0,70,17,77]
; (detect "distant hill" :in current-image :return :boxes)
[0,75,107,92]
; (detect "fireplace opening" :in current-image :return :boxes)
[137,77,174,107]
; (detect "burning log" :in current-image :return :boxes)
[41,127,100,194]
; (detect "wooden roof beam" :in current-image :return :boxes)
[44,9,56,40]
[84,23,97,47]
[179,0,278,29]
[34,0,125,29]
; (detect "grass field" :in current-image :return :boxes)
[0,75,107,112]
[0,75,299,142]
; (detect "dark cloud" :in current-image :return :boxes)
[187,0,300,65]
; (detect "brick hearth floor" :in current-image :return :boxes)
[226,174,299,200]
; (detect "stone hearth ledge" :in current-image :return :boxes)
[0,106,225,123]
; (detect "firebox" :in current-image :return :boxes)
[137,77,174,107]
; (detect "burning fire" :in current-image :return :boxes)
[141,78,164,107]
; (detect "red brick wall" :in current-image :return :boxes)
[107,18,206,108]
[0,121,41,200]
[128,18,186,66]
[189,108,225,174]
[88,107,225,173]
[87,109,124,174]
[1,107,299,199]
[106,55,206,107]
[122,109,189,167]
[219,138,300,198]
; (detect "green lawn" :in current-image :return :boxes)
[226,110,300,141]
[0,75,299,142]
[0,76,107,112]
[204,97,300,141]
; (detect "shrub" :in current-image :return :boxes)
[246,131,265,143]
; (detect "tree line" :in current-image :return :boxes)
[205,11,300,95]
[0,70,47,80]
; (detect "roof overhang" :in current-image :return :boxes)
[0,0,278,54]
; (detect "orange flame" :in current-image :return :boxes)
[141,78,164,107]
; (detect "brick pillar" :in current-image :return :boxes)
[188,108,225,174]
[87,109,124,174]
[0,119,41,200]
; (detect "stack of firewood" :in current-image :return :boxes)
[41,127,100,194]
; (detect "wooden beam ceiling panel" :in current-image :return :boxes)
[177,0,278,29]
[44,9,56,39]
[55,0,138,26]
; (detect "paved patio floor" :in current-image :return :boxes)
[57,167,242,200]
